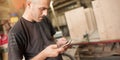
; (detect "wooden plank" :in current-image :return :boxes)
[84,8,97,34]
[92,0,107,41]
[92,0,120,41]
[65,7,88,41]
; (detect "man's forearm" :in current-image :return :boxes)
[31,44,64,60]
[31,51,47,60]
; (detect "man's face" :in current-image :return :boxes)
[30,0,50,22]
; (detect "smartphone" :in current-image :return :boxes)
[62,39,72,48]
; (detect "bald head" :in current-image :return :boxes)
[23,0,51,22]
[27,0,51,4]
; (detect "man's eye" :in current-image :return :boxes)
[42,8,47,10]
[39,8,46,11]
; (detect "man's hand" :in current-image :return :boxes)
[56,37,68,48]
[56,37,71,53]
[41,45,64,57]
[31,44,64,60]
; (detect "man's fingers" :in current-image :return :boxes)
[57,47,65,53]
[49,44,58,49]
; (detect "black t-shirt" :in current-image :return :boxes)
[8,17,63,60]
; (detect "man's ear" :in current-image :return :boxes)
[26,1,31,7]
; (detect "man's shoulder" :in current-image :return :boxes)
[9,17,24,34]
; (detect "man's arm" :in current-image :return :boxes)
[31,45,64,60]
[8,33,24,60]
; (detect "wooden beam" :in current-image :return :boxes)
[54,0,76,10]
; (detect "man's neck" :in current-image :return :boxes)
[22,10,33,22]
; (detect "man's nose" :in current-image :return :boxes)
[43,10,48,16]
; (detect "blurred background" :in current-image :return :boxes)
[0,0,120,60]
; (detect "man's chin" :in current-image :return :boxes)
[39,18,43,20]
[36,20,42,22]
[35,18,42,22]
[38,17,43,20]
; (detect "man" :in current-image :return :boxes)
[8,0,67,60]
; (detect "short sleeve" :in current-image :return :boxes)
[8,32,24,60]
